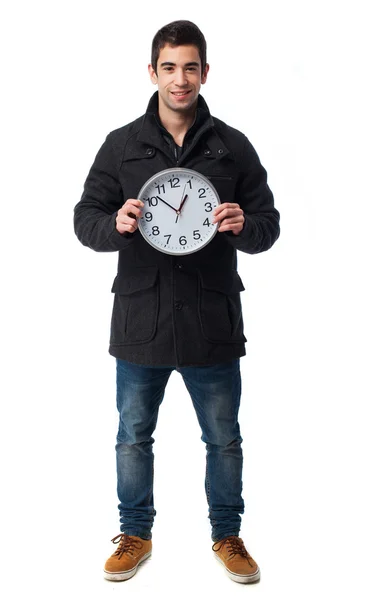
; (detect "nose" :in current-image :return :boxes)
[173,68,187,87]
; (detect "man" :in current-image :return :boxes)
[74,20,280,584]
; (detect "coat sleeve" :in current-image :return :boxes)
[73,133,136,252]
[222,136,280,254]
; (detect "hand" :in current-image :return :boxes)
[212,203,245,236]
[116,199,144,234]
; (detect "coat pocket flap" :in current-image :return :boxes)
[198,269,245,294]
[123,144,156,162]
[111,266,158,295]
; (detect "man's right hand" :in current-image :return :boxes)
[116,199,144,234]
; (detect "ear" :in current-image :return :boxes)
[148,64,157,85]
[201,63,210,85]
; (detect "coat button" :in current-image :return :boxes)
[174,301,183,310]
[217,148,224,155]
[204,149,211,156]
[175,263,183,269]
[146,147,154,156]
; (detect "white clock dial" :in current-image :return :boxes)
[137,168,220,255]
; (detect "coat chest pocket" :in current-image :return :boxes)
[197,270,246,344]
[206,176,236,203]
[110,266,159,345]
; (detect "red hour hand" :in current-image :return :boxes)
[178,194,188,213]
[175,194,188,223]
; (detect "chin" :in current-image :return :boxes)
[168,97,197,112]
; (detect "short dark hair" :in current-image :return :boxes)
[151,20,207,75]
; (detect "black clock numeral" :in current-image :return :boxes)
[186,179,193,189]
[193,230,201,240]
[152,226,160,236]
[198,188,206,198]
[168,177,180,188]
[145,212,153,222]
[148,196,158,207]
[179,236,187,246]
[164,234,171,245]
[204,202,212,212]
[155,184,165,194]
[203,218,211,227]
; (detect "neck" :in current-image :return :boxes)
[158,100,197,147]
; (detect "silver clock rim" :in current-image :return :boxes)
[137,167,221,256]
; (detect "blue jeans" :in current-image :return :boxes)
[115,358,245,542]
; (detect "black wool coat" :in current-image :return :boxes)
[74,93,280,367]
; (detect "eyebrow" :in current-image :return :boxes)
[160,61,200,68]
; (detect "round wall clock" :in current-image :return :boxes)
[137,167,220,255]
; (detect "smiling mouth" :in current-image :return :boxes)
[171,90,191,97]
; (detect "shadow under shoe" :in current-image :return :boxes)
[212,535,260,584]
[104,533,152,581]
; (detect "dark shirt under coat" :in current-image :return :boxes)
[74,92,280,366]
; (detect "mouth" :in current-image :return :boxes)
[170,90,192,99]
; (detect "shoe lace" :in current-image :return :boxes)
[212,536,253,566]
[111,534,143,558]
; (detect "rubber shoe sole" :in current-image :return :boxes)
[214,552,260,584]
[104,550,152,581]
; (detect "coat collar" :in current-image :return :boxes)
[137,92,213,145]
[136,92,230,163]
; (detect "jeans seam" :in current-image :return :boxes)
[205,454,210,504]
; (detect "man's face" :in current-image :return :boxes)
[148,44,209,115]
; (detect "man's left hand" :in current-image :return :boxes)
[212,203,245,236]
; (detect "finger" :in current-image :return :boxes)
[217,216,244,227]
[116,216,138,234]
[217,217,243,226]
[126,199,145,208]
[213,203,240,216]
[117,213,139,228]
[124,199,144,213]
[125,215,139,228]
[118,223,137,234]
[123,204,143,218]
[212,205,242,217]
[213,209,243,223]
[218,222,244,233]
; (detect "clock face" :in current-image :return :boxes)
[137,168,220,255]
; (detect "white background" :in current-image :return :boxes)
[1,0,368,598]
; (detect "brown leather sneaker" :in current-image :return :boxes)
[104,533,152,581]
[212,535,260,583]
